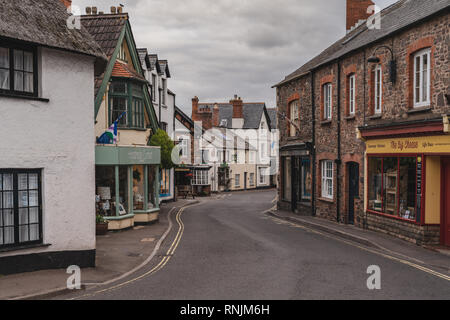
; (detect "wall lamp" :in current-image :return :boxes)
[367,45,397,84]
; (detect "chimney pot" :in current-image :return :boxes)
[111,6,117,14]
[85,6,92,14]
[92,6,98,15]
[117,6,123,13]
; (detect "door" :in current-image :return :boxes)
[443,159,450,246]
[292,157,301,212]
[244,172,247,190]
[348,162,359,225]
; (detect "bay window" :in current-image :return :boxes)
[109,81,145,129]
[321,160,333,199]
[368,156,418,221]
[0,170,42,248]
[0,44,37,96]
[413,48,431,108]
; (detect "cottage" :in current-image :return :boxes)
[0,0,106,274]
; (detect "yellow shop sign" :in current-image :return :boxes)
[366,135,450,154]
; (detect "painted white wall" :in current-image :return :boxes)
[0,48,96,257]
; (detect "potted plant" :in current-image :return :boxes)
[96,214,108,235]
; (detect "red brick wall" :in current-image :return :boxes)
[346,0,375,31]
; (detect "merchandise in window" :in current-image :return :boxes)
[133,165,145,210]
[301,158,312,200]
[283,157,292,201]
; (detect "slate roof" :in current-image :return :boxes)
[198,102,268,129]
[0,0,106,61]
[275,0,450,87]
[137,48,151,70]
[158,60,171,78]
[267,109,278,129]
[149,54,161,73]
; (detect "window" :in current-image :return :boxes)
[109,81,145,129]
[321,160,333,199]
[0,45,37,96]
[179,138,188,157]
[0,170,42,248]
[151,74,157,102]
[192,170,208,185]
[289,100,299,136]
[201,150,210,164]
[368,157,418,221]
[323,83,332,120]
[348,74,356,115]
[374,65,382,114]
[160,169,170,195]
[133,165,145,210]
[301,158,312,200]
[249,151,256,164]
[413,48,431,108]
[259,168,267,184]
[249,173,255,186]
[160,122,168,132]
[283,157,291,201]
[117,42,127,62]
[235,174,241,188]
[161,79,167,105]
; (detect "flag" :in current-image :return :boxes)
[96,112,126,144]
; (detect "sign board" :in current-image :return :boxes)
[366,135,450,154]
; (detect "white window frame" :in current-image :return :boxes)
[349,74,356,115]
[179,138,188,157]
[151,74,157,102]
[413,48,431,108]
[374,65,382,114]
[192,170,208,186]
[324,83,332,120]
[249,173,255,186]
[321,160,333,199]
[234,174,240,187]
[259,168,267,185]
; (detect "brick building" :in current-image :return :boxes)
[274,0,450,246]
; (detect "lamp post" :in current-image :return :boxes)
[367,45,397,84]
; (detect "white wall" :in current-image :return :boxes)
[0,48,96,257]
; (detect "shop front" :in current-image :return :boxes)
[95,145,161,230]
[362,132,450,246]
[279,143,313,215]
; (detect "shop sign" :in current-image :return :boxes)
[366,135,450,154]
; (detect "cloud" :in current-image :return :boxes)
[73,0,398,114]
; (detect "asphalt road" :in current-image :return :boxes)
[65,189,450,300]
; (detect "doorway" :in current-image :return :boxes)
[347,162,359,225]
[244,172,247,190]
[442,159,450,246]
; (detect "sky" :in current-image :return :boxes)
[73,0,398,114]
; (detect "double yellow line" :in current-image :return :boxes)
[72,206,190,299]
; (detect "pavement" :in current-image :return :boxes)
[0,198,199,300]
[53,189,450,300]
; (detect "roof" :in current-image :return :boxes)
[267,109,278,129]
[80,13,128,58]
[198,102,268,129]
[149,54,161,73]
[111,60,146,82]
[275,0,450,87]
[158,60,171,78]
[0,0,106,61]
[137,48,151,69]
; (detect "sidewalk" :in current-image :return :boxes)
[268,208,450,274]
[0,199,198,300]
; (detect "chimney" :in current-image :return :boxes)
[60,0,72,9]
[117,6,123,13]
[92,6,98,15]
[213,104,220,127]
[192,96,199,119]
[230,95,244,129]
[111,6,117,14]
[85,7,92,15]
[346,0,375,31]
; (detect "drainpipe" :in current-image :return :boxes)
[311,71,316,217]
[336,61,342,223]
[158,88,162,127]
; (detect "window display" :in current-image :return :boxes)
[368,156,417,220]
[133,165,145,210]
[283,157,291,201]
[147,166,156,209]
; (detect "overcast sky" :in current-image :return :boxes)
[73,0,398,114]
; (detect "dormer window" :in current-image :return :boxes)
[0,44,37,97]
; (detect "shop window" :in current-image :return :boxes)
[192,170,208,186]
[259,168,267,184]
[321,160,333,199]
[413,48,431,108]
[133,165,145,210]
[301,158,312,200]
[249,173,255,186]
[235,174,240,188]
[147,166,157,209]
[0,170,42,248]
[160,169,171,195]
[368,157,418,221]
[283,157,292,201]
[96,166,116,216]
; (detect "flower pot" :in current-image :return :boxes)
[96,222,109,235]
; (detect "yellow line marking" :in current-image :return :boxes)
[267,215,450,282]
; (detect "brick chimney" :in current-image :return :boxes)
[213,104,220,127]
[346,0,375,31]
[230,95,244,129]
[192,96,199,120]
[60,0,72,9]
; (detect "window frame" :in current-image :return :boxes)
[348,74,356,116]
[323,83,332,120]
[234,174,241,188]
[109,80,146,129]
[192,170,208,186]
[374,64,382,114]
[0,42,38,98]
[413,48,431,108]
[321,160,334,199]
[289,100,299,137]
[0,169,43,249]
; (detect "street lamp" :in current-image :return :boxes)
[367,45,397,84]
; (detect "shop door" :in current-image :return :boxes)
[348,162,359,225]
[292,157,301,212]
[443,159,450,246]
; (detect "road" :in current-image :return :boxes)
[63,189,450,300]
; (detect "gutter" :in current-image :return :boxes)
[336,61,342,223]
